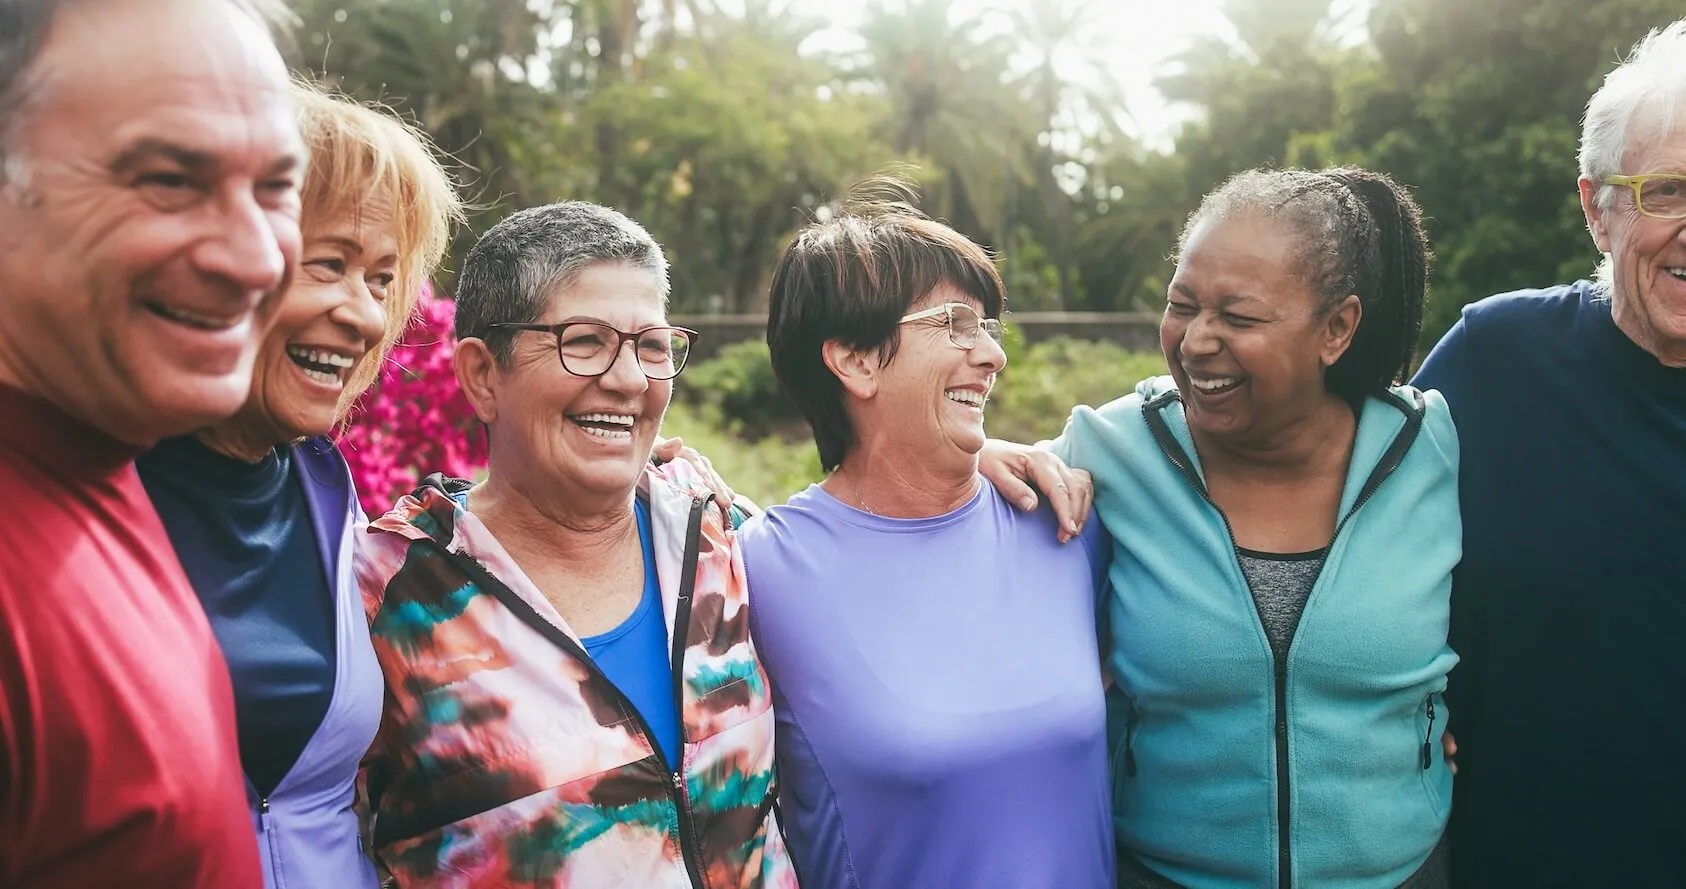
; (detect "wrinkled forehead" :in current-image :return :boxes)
[24,0,302,162]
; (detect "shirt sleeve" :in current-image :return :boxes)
[1412,312,1472,428]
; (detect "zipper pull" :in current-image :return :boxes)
[672,772,684,792]
[1420,694,1436,770]
[1124,702,1140,778]
[258,797,272,832]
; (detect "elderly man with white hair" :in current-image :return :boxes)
[0,0,303,886]
[1412,18,1686,889]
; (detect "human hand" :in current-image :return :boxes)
[1443,730,1457,776]
[976,439,1092,543]
[652,436,735,506]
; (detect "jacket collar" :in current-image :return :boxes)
[1139,376,1425,515]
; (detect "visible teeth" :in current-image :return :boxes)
[573,413,635,426]
[580,425,632,440]
[1667,268,1686,280]
[286,346,357,368]
[944,389,985,407]
[1192,377,1242,391]
[301,367,342,387]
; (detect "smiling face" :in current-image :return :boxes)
[479,263,672,503]
[860,283,1006,470]
[1162,215,1359,444]
[1582,118,1686,365]
[0,0,305,445]
[228,200,396,446]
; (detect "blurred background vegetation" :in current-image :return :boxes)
[299,0,1682,505]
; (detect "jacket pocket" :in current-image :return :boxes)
[1107,685,1140,797]
[1417,692,1451,817]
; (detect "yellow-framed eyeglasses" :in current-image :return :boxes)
[1602,173,1686,220]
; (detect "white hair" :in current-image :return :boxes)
[1579,18,1686,285]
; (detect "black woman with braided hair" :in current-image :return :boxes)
[979,167,1460,889]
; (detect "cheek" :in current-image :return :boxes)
[1159,320,1183,357]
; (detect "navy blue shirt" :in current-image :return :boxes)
[138,437,336,798]
[581,497,682,768]
[1414,281,1686,888]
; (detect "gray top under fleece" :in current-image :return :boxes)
[1237,547,1327,659]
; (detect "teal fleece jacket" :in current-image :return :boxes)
[1051,377,1460,889]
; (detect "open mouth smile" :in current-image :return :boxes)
[144,301,245,331]
[1188,375,1245,396]
[569,412,636,440]
[944,388,987,410]
[286,346,358,387]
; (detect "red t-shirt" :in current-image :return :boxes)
[0,385,261,888]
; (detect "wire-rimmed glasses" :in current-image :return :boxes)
[486,321,699,380]
[898,302,1005,350]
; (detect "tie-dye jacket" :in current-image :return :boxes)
[354,463,798,889]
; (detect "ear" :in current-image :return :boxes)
[1578,176,1613,254]
[1320,294,1362,368]
[453,338,501,424]
[820,339,879,400]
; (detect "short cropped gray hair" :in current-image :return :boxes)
[454,201,672,365]
[0,0,294,189]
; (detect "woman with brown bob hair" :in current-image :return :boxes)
[137,79,464,889]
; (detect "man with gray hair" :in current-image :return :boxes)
[0,0,303,886]
[1413,18,1686,888]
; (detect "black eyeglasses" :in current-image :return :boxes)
[486,321,699,380]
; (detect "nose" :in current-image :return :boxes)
[596,337,651,398]
[191,183,293,296]
[1179,311,1223,360]
[334,277,389,349]
[971,329,1007,373]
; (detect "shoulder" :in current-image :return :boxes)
[737,487,825,554]
[1456,280,1600,342]
[1382,385,1459,471]
[1051,376,1162,463]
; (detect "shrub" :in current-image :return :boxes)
[660,401,823,508]
[675,339,804,440]
[987,336,1167,444]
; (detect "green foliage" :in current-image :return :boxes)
[659,401,822,510]
[989,337,1168,443]
[674,340,803,440]
[289,0,1683,339]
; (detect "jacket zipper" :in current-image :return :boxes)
[1421,694,1436,770]
[1122,695,1140,777]
[432,494,715,889]
[1143,390,1422,889]
[667,496,710,888]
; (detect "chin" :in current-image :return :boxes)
[143,376,256,440]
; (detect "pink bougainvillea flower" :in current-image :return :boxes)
[338,282,488,517]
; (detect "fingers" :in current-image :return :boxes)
[977,440,1042,511]
[1021,452,1082,542]
[1068,467,1094,535]
[685,447,735,505]
[651,436,685,464]
[1442,730,1458,775]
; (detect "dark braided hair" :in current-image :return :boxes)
[1177,166,1431,403]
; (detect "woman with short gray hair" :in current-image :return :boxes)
[354,201,797,888]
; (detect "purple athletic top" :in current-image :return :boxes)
[740,480,1114,889]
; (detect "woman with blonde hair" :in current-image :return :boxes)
[137,80,464,889]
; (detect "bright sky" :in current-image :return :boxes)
[787,0,1368,150]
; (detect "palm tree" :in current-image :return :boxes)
[853,0,1036,245]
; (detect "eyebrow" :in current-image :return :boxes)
[110,138,304,179]
[309,235,395,262]
[1169,282,1264,306]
